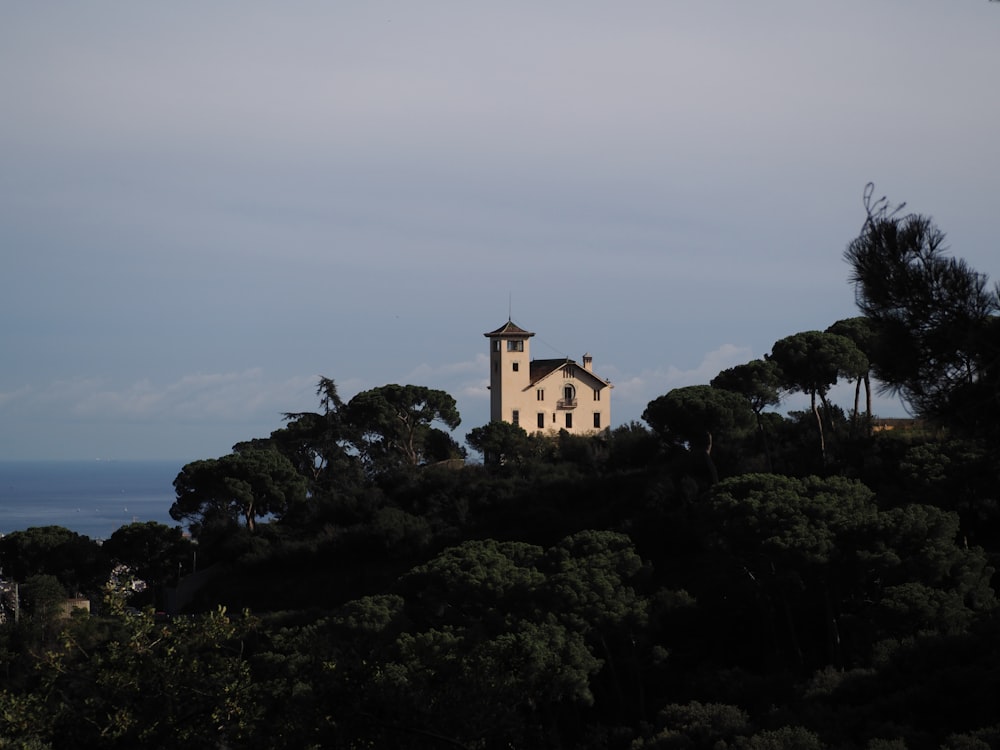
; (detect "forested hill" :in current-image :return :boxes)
[2,193,999,748]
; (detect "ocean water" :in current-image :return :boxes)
[0,461,183,540]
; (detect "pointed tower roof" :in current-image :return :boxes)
[484,319,535,338]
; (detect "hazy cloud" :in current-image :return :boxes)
[2,370,318,425]
[606,344,754,413]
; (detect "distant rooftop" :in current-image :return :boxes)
[484,319,535,338]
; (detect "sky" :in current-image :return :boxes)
[2,2,998,462]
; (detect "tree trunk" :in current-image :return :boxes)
[395,409,420,466]
[704,430,719,485]
[812,391,826,463]
[864,373,873,435]
[852,378,862,435]
[757,412,774,473]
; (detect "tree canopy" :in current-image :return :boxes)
[466,420,535,466]
[103,521,194,590]
[844,184,1000,435]
[270,376,362,491]
[170,447,307,533]
[711,359,782,470]
[643,385,756,452]
[0,525,106,595]
[643,385,756,483]
[825,317,877,428]
[345,383,463,471]
[768,330,868,462]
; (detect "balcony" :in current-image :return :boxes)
[556,398,578,410]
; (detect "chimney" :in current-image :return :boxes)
[582,353,593,372]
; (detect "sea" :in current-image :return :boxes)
[0,461,183,540]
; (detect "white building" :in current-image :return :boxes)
[485,319,612,435]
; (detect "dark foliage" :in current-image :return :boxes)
[844,184,1000,437]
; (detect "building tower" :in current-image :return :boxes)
[484,319,535,426]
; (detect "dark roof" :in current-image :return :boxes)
[484,319,534,337]
[530,358,570,382]
[529,358,612,389]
